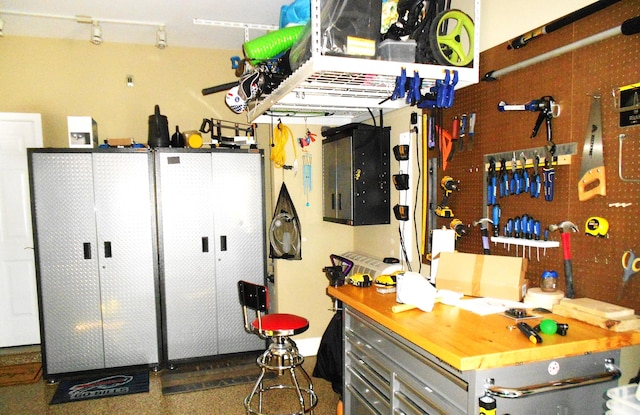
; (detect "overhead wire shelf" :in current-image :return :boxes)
[249,0,480,124]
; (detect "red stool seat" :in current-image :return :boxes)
[252,313,309,337]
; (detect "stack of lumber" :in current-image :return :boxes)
[553,298,640,332]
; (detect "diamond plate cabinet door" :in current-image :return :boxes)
[155,149,266,366]
[28,149,161,380]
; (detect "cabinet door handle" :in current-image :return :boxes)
[202,237,209,253]
[83,242,91,259]
[104,241,112,258]
[220,235,227,251]
[338,193,342,210]
[331,193,336,210]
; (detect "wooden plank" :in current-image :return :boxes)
[552,303,640,331]
[558,298,635,319]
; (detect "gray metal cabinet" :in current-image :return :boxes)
[28,149,160,379]
[344,306,621,414]
[155,149,266,364]
[322,124,391,226]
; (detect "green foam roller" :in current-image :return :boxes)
[243,25,305,63]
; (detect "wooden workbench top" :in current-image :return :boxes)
[328,284,640,371]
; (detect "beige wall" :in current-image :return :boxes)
[0,36,247,147]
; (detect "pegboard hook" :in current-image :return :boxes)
[618,134,640,183]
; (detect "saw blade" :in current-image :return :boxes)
[579,95,604,178]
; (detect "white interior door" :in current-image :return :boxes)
[0,113,43,347]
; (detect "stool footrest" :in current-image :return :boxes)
[244,384,318,415]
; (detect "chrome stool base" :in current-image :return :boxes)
[244,338,318,415]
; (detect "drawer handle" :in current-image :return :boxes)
[486,358,620,399]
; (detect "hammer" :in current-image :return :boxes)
[473,218,494,255]
[549,221,578,298]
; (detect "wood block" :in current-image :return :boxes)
[107,137,134,147]
[558,298,634,319]
[552,303,640,332]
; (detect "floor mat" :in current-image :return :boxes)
[49,371,149,405]
[161,352,274,395]
[0,363,42,387]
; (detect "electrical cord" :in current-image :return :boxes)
[270,120,297,169]
[411,126,423,273]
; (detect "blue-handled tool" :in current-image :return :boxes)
[510,153,522,195]
[391,68,407,101]
[499,158,509,198]
[526,216,535,240]
[530,155,541,198]
[521,153,530,193]
[506,218,514,237]
[505,218,514,252]
[439,69,458,108]
[543,159,554,201]
[487,158,497,206]
[619,249,640,299]
[492,204,501,237]
[520,214,529,239]
[407,70,421,105]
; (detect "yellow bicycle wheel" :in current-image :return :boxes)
[429,9,475,67]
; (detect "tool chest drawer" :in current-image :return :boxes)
[394,368,466,415]
[346,332,392,398]
[345,306,469,414]
[346,365,391,414]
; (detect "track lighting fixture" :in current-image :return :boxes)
[91,21,102,45]
[0,10,165,47]
[156,25,167,49]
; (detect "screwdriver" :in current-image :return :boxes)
[518,322,543,344]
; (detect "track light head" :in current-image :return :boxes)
[156,25,167,49]
[91,21,102,45]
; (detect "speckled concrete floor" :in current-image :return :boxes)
[0,347,340,415]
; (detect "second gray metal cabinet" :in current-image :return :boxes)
[155,149,266,364]
[29,149,161,380]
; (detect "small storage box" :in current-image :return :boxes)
[378,39,416,63]
[606,384,640,414]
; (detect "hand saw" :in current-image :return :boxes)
[578,94,606,201]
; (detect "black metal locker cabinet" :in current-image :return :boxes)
[155,149,266,365]
[28,149,161,379]
[322,123,391,225]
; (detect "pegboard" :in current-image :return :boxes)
[427,1,640,311]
